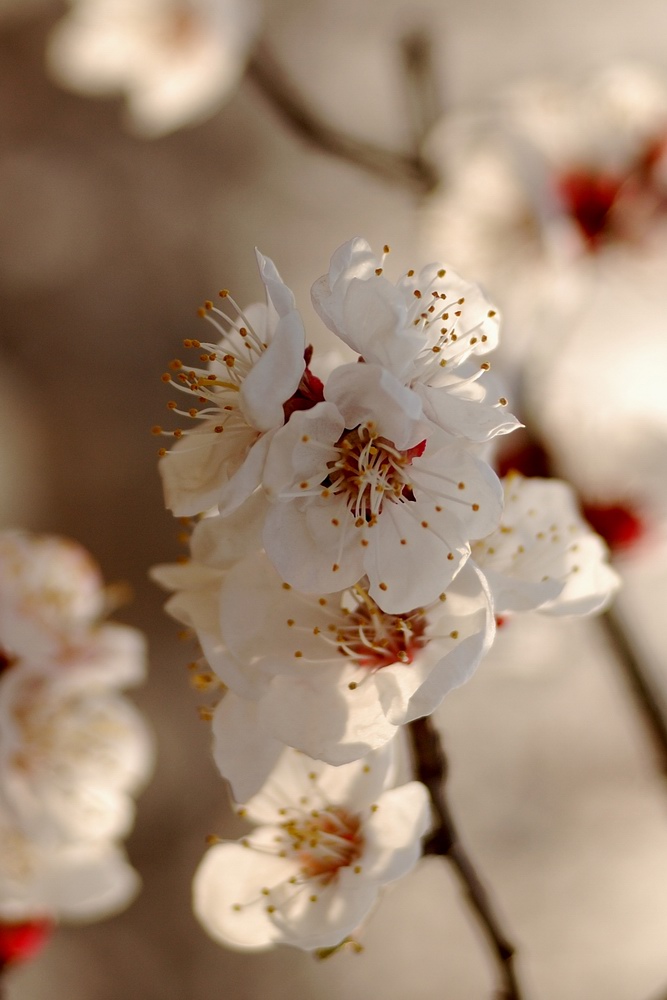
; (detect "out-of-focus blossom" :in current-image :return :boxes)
[473,474,620,616]
[0,658,152,843]
[0,530,152,930]
[0,532,106,659]
[47,0,259,137]
[422,65,667,521]
[157,251,306,518]
[422,64,667,366]
[0,807,141,923]
[193,743,430,951]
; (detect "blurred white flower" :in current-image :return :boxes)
[473,474,620,616]
[0,657,152,843]
[157,251,306,518]
[422,64,667,369]
[0,808,140,923]
[423,65,667,521]
[0,532,106,659]
[193,743,430,951]
[47,0,259,137]
[0,530,152,929]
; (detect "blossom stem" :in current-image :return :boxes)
[600,604,667,779]
[408,716,524,1000]
[246,40,439,195]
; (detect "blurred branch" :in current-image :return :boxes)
[503,420,667,783]
[409,717,525,1000]
[400,30,444,160]
[247,40,439,195]
[600,605,667,779]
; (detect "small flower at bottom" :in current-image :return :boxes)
[193,743,430,951]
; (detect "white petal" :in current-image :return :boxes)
[193,842,293,951]
[361,782,430,883]
[258,666,399,766]
[216,429,276,516]
[263,498,365,596]
[271,875,378,951]
[159,421,257,517]
[211,694,283,802]
[262,403,343,498]
[325,363,426,449]
[190,492,268,568]
[255,249,296,318]
[366,501,469,613]
[239,310,305,432]
[474,475,620,615]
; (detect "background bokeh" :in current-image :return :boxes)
[3,1,667,997]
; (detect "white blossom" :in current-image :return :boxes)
[311,237,520,442]
[473,474,620,616]
[47,0,259,137]
[262,363,503,614]
[193,743,430,951]
[154,536,494,798]
[157,251,306,518]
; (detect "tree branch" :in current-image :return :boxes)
[409,716,525,1000]
[600,604,667,779]
[246,40,439,195]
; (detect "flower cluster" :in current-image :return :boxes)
[153,238,619,951]
[0,531,152,966]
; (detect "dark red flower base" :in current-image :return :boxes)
[0,920,52,970]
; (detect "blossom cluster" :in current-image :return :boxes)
[153,237,619,952]
[0,531,152,965]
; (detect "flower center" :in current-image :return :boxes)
[325,424,423,522]
[283,807,364,884]
[582,501,645,552]
[283,346,325,420]
[558,171,624,246]
[334,585,428,669]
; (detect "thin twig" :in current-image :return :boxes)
[503,425,667,781]
[400,30,444,159]
[409,716,524,1000]
[246,40,439,195]
[600,605,667,779]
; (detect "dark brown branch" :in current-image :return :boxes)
[246,40,439,195]
[409,716,524,1000]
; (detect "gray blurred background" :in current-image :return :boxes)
[4,1,667,997]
